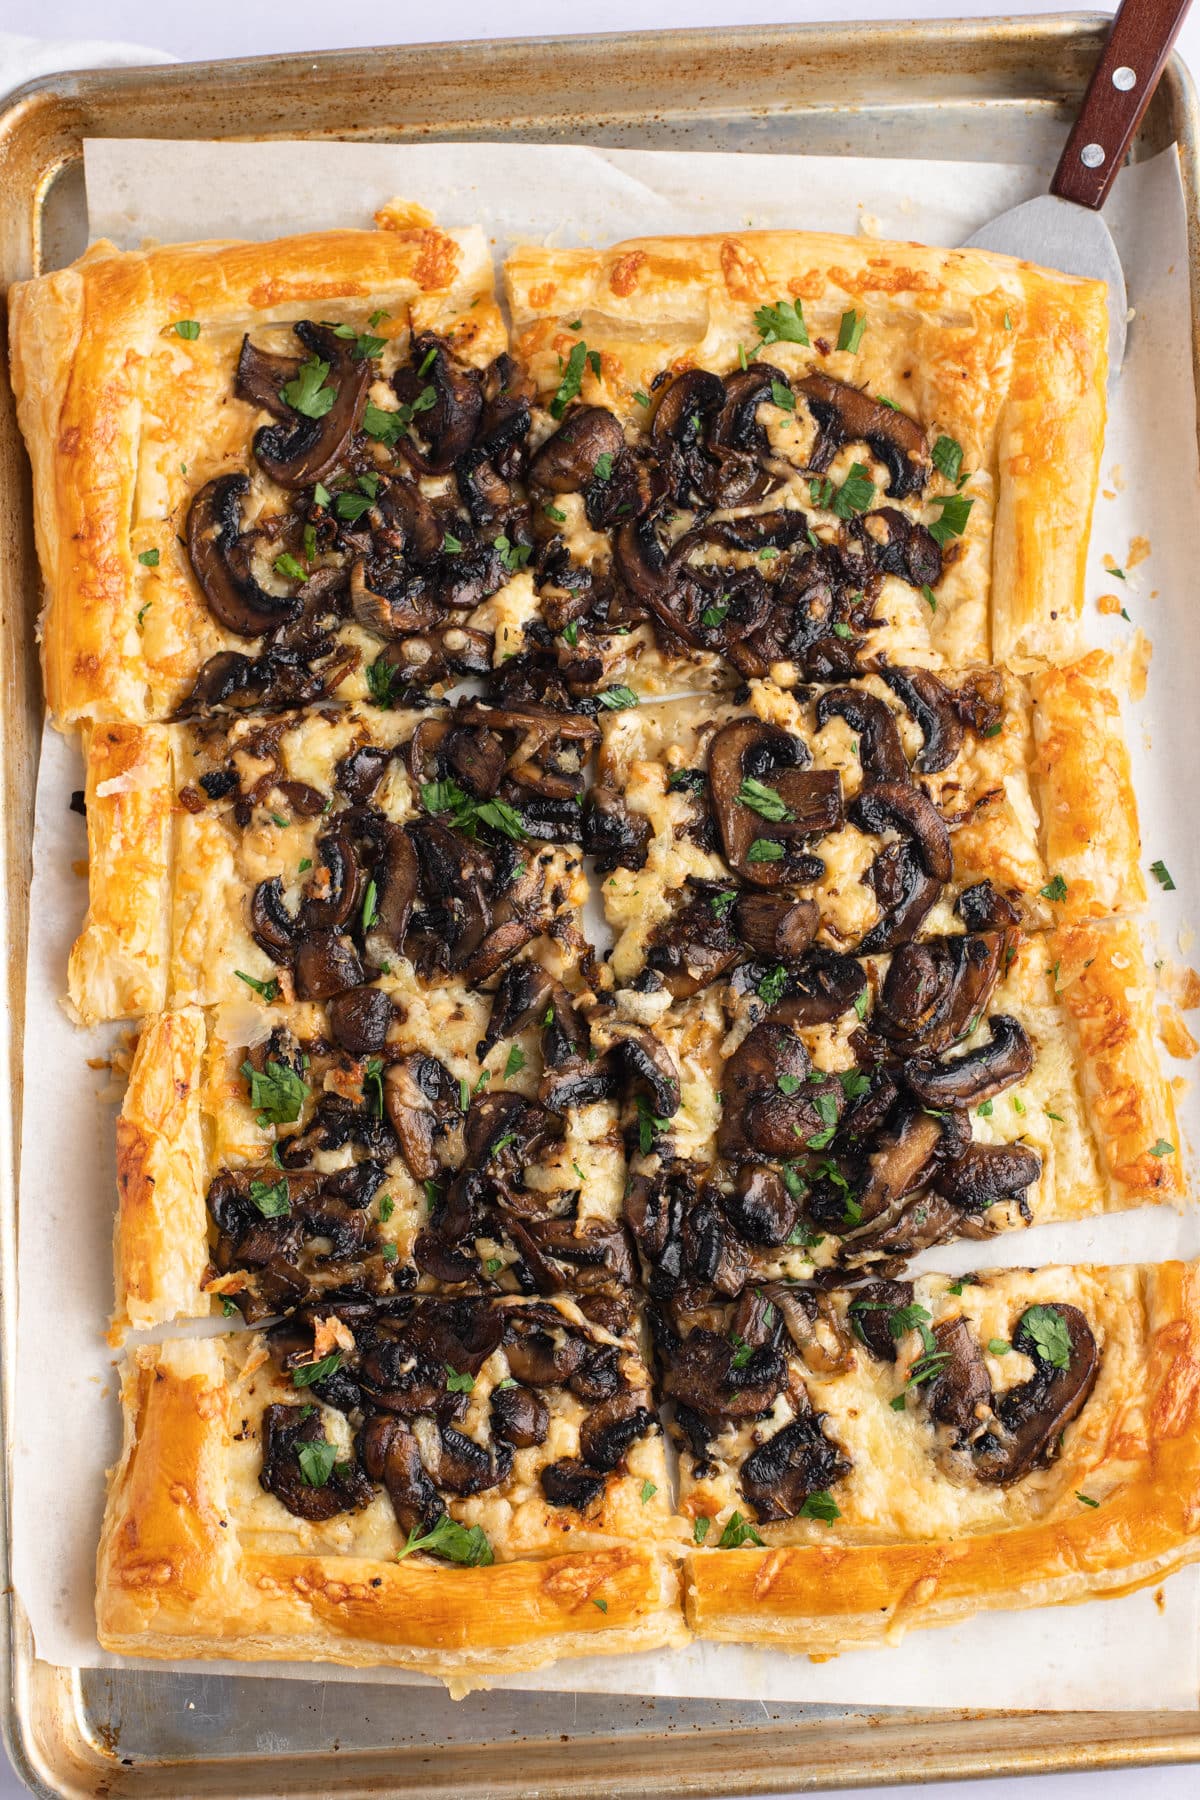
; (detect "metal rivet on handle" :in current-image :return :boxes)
[1112,65,1137,90]
[1081,143,1106,168]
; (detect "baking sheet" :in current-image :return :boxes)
[12,135,1200,1707]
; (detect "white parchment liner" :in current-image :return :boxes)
[12,136,1200,1706]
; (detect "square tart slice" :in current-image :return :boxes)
[115,968,631,1334]
[504,228,1106,696]
[9,218,541,725]
[593,659,1142,990]
[97,1294,685,1688]
[615,918,1180,1286]
[69,696,596,1022]
[674,1262,1200,1651]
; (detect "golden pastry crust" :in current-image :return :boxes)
[68,722,175,1022]
[1030,651,1146,921]
[97,1333,686,1691]
[9,222,504,725]
[684,1262,1200,1649]
[506,228,1107,674]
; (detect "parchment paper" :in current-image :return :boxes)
[13,135,1200,1706]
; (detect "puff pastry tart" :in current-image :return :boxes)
[504,229,1108,689]
[625,919,1180,1280]
[115,966,639,1333]
[679,1262,1200,1651]
[70,697,596,1022]
[592,660,1142,987]
[97,1296,685,1687]
[9,222,540,725]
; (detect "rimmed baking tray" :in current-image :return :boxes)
[2,16,1199,1795]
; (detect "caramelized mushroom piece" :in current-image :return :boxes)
[371,824,420,955]
[761,948,868,1028]
[579,1389,656,1472]
[933,1143,1041,1214]
[815,687,911,784]
[878,667,965,774]
[856,841,943,956]
[358,1415,439,1537]
[253,321,370,488]
[850,780,952,884]
[740,1414,851,1522]
[734,894,820,963]
[301,830,362,932]
[925,1317,993,1435]
[326,986,393,1058]
[798,372,930,498]
[722,1166,800,1248]
[490,1382,549,1447]
[187,475,302,638]
[902,1014,1034,1109]
[530,406,625,491]
[874,934,1004,1054]
[848,1280,915,1361]
[540,1458,606,1511]
[250,876,298,962]
[260,1404,373,1522]
[718,1021,817,1162]
[609,1025,681,1123]
[384,1053,461,1182]
[583,787,652,873]
[973,1304,1099,1484]
[394,334,482,476]
[662,1328,787,1425]
[646,888,741,998]
[234,336,300,419]
[708,718,842,886]
[293,931,365,1001]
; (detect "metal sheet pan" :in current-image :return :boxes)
[1,16,1199,1794]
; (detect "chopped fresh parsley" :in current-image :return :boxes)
[362,400,406,445]
[927,492,974,546]
[361,877,379,932]
[746,838,785,863]
[562,620,579,647]
[137,548,160,568]
[172,319,201,341]
[701,601,730,628]
[292,1350,343,1388]
[730,1335,753,1371]
[693,1516,711,1545]
[1150,1139,1176,1157]
[777,1073,802,1096]
[635,1094,672,1156]
[592,1597,608,1613]
[395,1514,494,1567]
[831,462,875,518]
[836,309,866,353]
[754,298,810,347]
[921,583,938,614]
[544,502,568,523]
[445,1365,475,1394]
[977,1098,994,1118]
[241,1058,310,1127]
[550,341,589,419]
[988,1338,1011,1356]
[365,655,401,708]
[364,1056,385,1118]
[248,1177,290,1219]
[282,354,336,419]
[504,1044,526,1079]
[1076,1491,1100,1508]
[235,969,279,1002]
[640,1480,657,1504]
[757,965,788,1006]
[854,988,870,1021]
[709,889,737,919]
[593,451,615,482]
[1150,859,1176,891]
[494,533,532,573]
[770,378,796,412]
[1040,874,1069,903]
[798,1489,840,1525]
[598,685,639,710]
[378,1194,395,1222]
[297,1440,338,1487]
[274,552,308,583]
[931,435,964,484]
[718,1510,765,1550]
[334,488,374,523]
[737,777,792,822]
[1020,1305,1073,1370]
[421,775,526,843]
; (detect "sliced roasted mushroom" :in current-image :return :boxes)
[253,321,370,488]
[874,934,1004,1054]
[973,1304,1099,1485]
[187,475,303,638]
[406,820,493,973]
[734,894,820,963]
[717,1021,820,1162]
[301,830,362,932]
[933,1143,1041,1214]
[740,1414,851,1522]
[371,824,420,955]
[722,1166,800,1248]
[504,1324,586,1387]
[250,876,299,963]
[848,1280,915,1361]
[583,787,652,873]
[384,1052,461,1182]
[490,1382,549,1447]
[423,1423,512,1496]
[760,1283,855,1376]
[293,930,365,1000]
[798,372,930,498]
[708,718,842,886]
[480,960,555,1054]
[856,841,943,955]
[608,1025,681,1123]
[394,334,482,475]
[662,1327,787,1426]
[680,1191,750,1296]
[815,687,911,784]
[760,948,868,1028]
[530,406,625,491]
[925,1316,994,1435]
[646,888,741,998]
[350,559,445,638]
[358,1414,440,1537]
[650,368,726,503]
[326,986,393,1058]
[540,1458,606,1511]
[955,881,1021,931]
[234,335,300,420]
[816,1105,943,1235]
[579,1389,656,1472]
[260,1404,373,1522]
[878,667,964,774]
[902,1014,1034,1109]
[850,780,952,883]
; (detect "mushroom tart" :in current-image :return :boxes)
[70,698,596,1021]
[98,1295,686,1688]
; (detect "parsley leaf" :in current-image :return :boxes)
[598,685,639,710]
[395,1514,494,1567]
[693,1517,711,1544]
[799,1489,840,1524]
[921,583,938,613]
[836,309,866,353]
[737,777,792,821]
[710,890,737,919]
[362,400,406,445]
[927,492,974,546]
[754,298,810,347]
[640,1480,657,1504]
[138,548,160,568]
[931,435,964,484]
[1150,859,1176,891]
[172,319,201,340]
[1150,1139,1176,1157]
[1019,1305,1073,1371]
[445,1365,475,1394]
[282,354,336,419]
[831,462,875,518]
[1076,1491,1100,1508]
[770,378,796,412]
[747,839,785,863]
[274,552,308,583]
[365,655,400,708]
[551,341,589,419]
[241,1058,310,1127]
[248,1177,290,1218]
[757,965,788,1005]
[292,1350,343,1388]
[635,1094,671,1156]
[1040,874,1069,904]
[504,1044,526,1079]
[718,1510,764,1550]
[297,1440,338,1487]
[235,969,279,1002]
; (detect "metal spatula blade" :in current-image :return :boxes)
[959,0,1193,380]
[964,197,1127,376]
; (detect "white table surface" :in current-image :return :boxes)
[7,3,1200,1795]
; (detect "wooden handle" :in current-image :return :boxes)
[1052,0,1194,208]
